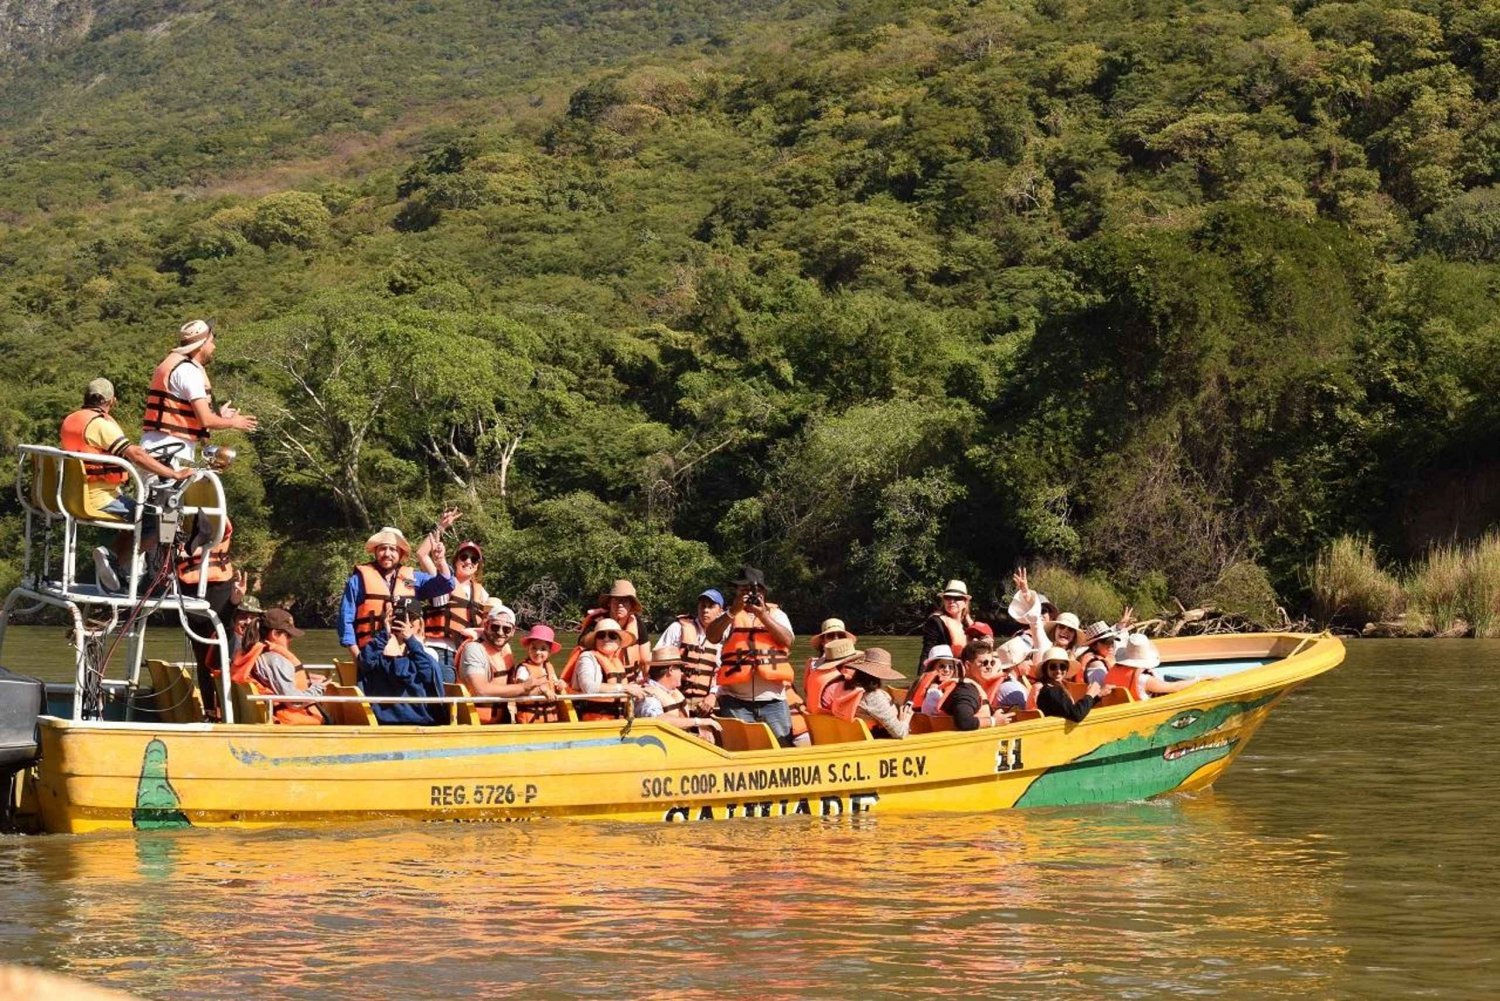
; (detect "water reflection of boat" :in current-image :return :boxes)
[0,445,1343,835]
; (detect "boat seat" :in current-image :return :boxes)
[445,682,484,726]
[146,659,205,724]
[230,681,271,724]
[322,682,378,726]
[332,658,357,686]
[714,716,778,751]
[60,458,130,525]
[1063,681,1089,701]
[1097,686,1134,707]
[1007,709,1043,722]
[910,713,955,734]
[26,454,64,518]
[805,713,874,745]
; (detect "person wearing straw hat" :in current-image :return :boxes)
[636,647,698,728]
[918,580,974,670]
[654,588,725,714]
[917,645,962,715]
[829,648,913,739]
[140,319,257,466]
[567,616,647,719]
[572,579,652,677]
[1108,633,1199,701]
[1035,645,1104,721]
[804,635,862,713]
[338,526,455,662]
[1076,621,1121,686]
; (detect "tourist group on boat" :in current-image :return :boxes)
[52,320,1201,741]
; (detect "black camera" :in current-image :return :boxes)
[743,588,764,608]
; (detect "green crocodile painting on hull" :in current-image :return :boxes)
[1015,694,1279,807]
[132,738,191,830]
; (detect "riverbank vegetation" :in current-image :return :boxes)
[1,0,1497,632]
[1314,532,1500,637]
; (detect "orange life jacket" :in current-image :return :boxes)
[509,658,565,724]
[177,517,234,586]
[716,606,793,688]
[230,639,322,725]
[926,612,968,656]
[645,679,687,715]
[1025,677,1040,711]
[805,663,842,714]
[570,648,630,719]
[828,684,864,722]
[1104,665,1142,700]
[674,616,718,704]
[351,563,416,649]
[59,408,127,485]
[1076,649,1111,685]
[978,673,1006,708]
[423,576,490,647]
[142,353,210,442]
[455,637,516,723]
[562,609,650,683]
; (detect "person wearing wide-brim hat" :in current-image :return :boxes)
[574,579,651,675]
[1035,645,1104,722]
[703,566,797,744]
[804,635,862,713]
[1046,611,1083,650]
[636,646,699,728]
[1109,633,1199,701]
[338,525,456,662]
[834,648,912,739]
[565,616,647,719]
[919,579,974,672]
[917,644,963,715]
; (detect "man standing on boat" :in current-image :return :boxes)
[653,588,724,715]
[140,319,258,466]
[702,567,797,746]
[339,527,455,663]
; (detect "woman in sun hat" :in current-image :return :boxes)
[572,579,651,676]
[1076,621,1121,686]
[1107,633,1199,701]
[918,579,973,669]
[829,648,913,739]
[1035,645,1104,721]
[918,644,963,715]
[566,617,647,719]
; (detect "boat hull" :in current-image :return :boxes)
[29,633,1342,834]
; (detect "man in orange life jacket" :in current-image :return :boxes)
[702,566,797,746]
[652,587,724,715]
[338,527,455,663]
[140,319,257,466]
[60,377,191,590]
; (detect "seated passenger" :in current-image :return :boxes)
[574,579,652,677]
[804,635,860,713]
[567,617,645,719]
[917,645,961,715]
[638,647,697,727]
[835,648,912,739]
[358,604,453,725]
[1046,611,1082,656]
[1035,646,1104,721]
[511,623,567,722]
[458,605,547,723]
[59,377,192,591]
[231,607,325,725]
[964,621,995,645]
[1076,621,1120,685]
[990,637,1036,712]
[1109,633,1200,700]
[940,641,1013,730]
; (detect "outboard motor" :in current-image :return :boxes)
[0,666,46,830]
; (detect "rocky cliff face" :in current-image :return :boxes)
[0,0,95,62]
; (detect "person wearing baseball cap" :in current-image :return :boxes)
[140,319,258,467]
[653,587,726,714]
[59,376,193,593]
[413,507,490,673]
[232,607,327,725]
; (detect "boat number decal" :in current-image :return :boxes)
[663,793,879,822]
[995,738,1023,773]
[429,783,540,807]
[639,756,927,801]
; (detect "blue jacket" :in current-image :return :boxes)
[337,564,455,647]
[357,632,454,726]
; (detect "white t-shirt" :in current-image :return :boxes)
[141,358,211,464]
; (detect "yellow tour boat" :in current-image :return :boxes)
[0,444,1344,834]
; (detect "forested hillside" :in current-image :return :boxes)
[1,0,1497,631]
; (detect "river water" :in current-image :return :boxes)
[2,634,1497,998]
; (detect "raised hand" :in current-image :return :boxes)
[435,508,462,534]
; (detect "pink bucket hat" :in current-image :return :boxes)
[524,623,562,654]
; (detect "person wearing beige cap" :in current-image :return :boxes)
[918,579,973,671]
[338,525,455,662]
[140,319,257,465]
[59,376,193,590]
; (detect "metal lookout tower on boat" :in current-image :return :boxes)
[0,443,234,723]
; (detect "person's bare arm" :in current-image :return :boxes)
[189,397,257,432]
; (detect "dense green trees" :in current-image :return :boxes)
[1,0,1496,630]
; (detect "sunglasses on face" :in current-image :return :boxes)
[457,554,479,564]
[1045,663,1067,672]
[596,632,621,641]
[488,624,514,634]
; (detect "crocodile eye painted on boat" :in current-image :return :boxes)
[1170,713,1200,729]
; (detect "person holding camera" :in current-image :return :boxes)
[339,527,455,663]
[703,566,796,746]
[356,596,452,726]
